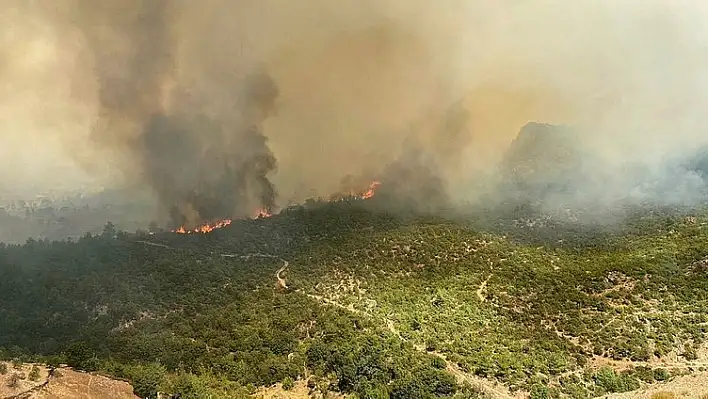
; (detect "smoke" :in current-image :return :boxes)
[4,0,708,226]
[49,0,280,228]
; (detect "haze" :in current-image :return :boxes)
[1,0,708,214]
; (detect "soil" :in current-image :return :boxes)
[0,363,137,399]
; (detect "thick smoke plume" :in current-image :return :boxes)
[62,1,279,228]
[4,1,708,227]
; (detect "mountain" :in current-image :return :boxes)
[0,200,707,398]
[684,146,708,180]
[501,122,584,199]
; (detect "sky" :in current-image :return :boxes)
[2,1,708,206]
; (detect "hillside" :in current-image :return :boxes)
[1,200,708,398]
[0,362,137,399]
[501,122,583,198]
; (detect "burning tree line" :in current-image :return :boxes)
[172,180,381,234]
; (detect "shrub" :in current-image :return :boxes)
[282,376,294,390]
[431,356,447,369]
[650,392,676,399]
[529,384,561,399]
[593,367,639,393]
[124,364,166,399]
[355,381,388,399]
[633,366,655,383]
[530,384,551,399]
[28,365,40,381]
[453,382,483,399]
[167,372,211,399]
[0,363,7,375]
[653,368,670,382]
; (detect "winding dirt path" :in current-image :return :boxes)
[220,252,289,289]
[134,240,172,249]
[477,274,491,302]
[299,287,519,399]
[276,260,289,289]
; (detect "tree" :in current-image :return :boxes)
[65,342,97,371]
[125,364,166,399]
[102,222,117,237]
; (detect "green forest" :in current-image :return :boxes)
[1,199,707,398]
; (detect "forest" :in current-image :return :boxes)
[0,199,707,398]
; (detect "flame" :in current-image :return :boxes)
[173,219,232,234]
[171,181,381,234]
[360,181,381,199]
[253,208,272,219]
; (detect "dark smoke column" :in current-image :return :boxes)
[68,0,279,229]
[140,72,279,229]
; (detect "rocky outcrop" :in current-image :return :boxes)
[501,122,585,199]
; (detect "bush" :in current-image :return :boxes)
[683,344,698,361]
[65,342,99,371]
[28,365,41,381]
[653,368,670,382]
[650,392,676,399]
[430,356,447,369]
[11,358,22,370]
[390,378,426,399]
[593,367,639,393]
[282,376,294,390]
[0,363,7,375]
[530,384,561,399]
[167,372,212,399]
[355,381,389,399]
[633,366,655,383]
[561,383,590,399]
[124,364,166,399]
[530,384,551,399]
[453,383,483,399]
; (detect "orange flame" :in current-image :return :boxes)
[360,181,381,199]
[253,208,272,219]
[173,219,232,234]
[172,181,381,234]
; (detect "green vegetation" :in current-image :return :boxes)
[282,376,294,390]
[28,365,40,381]
[0,200,707,397]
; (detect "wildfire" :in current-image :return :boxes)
[173,219,232,234]
[360,181,381,199]
[253,208,272,219]
[172,181,381,234]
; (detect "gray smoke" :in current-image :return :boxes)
[5,0,708,231]
[490,122,708,225]
[66,0,278,228]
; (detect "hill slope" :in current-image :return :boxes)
[1,201,708,398]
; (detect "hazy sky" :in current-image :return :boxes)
[2,0,708,201]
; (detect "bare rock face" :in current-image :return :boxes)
[501,122,584,198]
[0,363,138,399]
